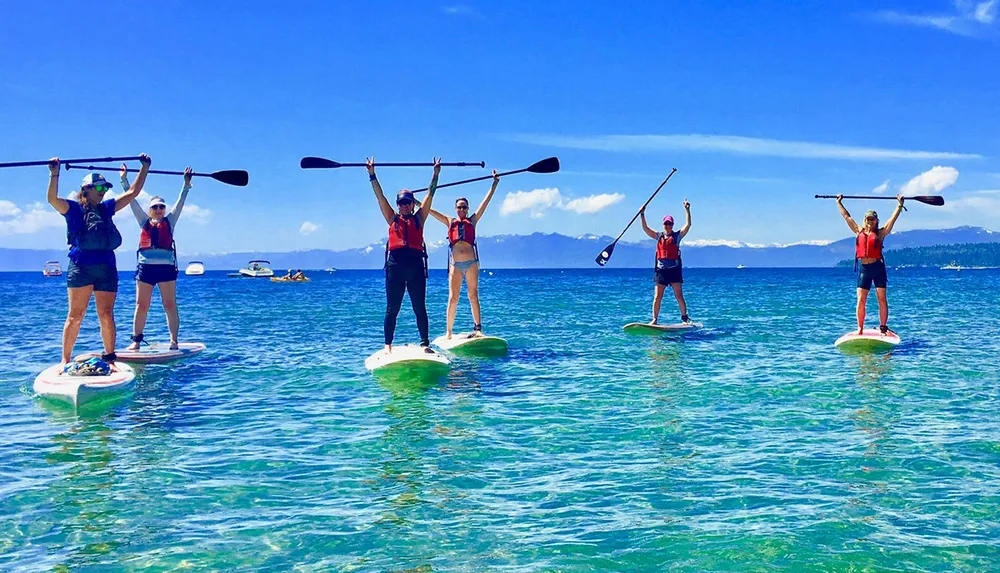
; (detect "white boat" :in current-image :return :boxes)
[184,261,205,276]
[941,263,961,270]
[42,260,63,277]
[238,259,274,278]
[736,264,746,269]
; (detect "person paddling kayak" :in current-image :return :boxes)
[122,164,193,351]
[640,200,692,325]
[45,154,151,367]
[368,156,441,353]
[836,193,905,335]
[427,169,501,339]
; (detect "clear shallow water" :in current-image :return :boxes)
[2,268,999,572]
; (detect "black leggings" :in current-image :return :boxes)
[384,252,429,346]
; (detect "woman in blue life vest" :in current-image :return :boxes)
[121,164,193,351]
[367,156,441,353]
[45,154,151,366]
[836,193,905,335]
[426,169,500,339]
[640,200,692,325]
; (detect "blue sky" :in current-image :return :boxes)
[1,0,998,254]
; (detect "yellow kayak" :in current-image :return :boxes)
[270,277,310,282]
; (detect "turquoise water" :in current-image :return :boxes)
[2,268,999,571]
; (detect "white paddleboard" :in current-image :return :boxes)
[432,333,509,355]
[623,322,702,334]
[77,342,206,365]
[365,344,451,373]
[834,329,901,352]
[34,363,136,407]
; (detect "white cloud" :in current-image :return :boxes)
[0,200,23,217]
[509,133,981,161]
[299,221,320,235]
[562,193,625,214]
[499,188,623,217]
[0,201,63,236]
[869,1,997,36]
[442,5,481,16]
[941,189,1000,217]
[872,180,890,194]
[681,238,834,248]
[500,188,562,218]
[182,204,212,224]
[900,166,959,195]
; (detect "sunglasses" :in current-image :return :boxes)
[456,205,469,210]
[85,184,110,193]
[397,200,414,206]
[151,204,166,210]
[663,221,674,226]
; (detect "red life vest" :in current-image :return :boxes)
[139,218,173,251]
[387,215,424,252]
[855,231,882,260]
[656,232,681,260]
[448,218,476,247]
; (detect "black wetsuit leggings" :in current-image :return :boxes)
[384,251,429,346]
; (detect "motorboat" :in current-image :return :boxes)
[42,261,63,277]
[184,261,205,276]
[238,260,274,278]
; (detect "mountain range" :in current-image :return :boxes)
[2,226,998,271]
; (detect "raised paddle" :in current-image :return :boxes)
[814,194,945,206]
[412,157,560,193]
[64,164,250,187]
[595,169,677,266]
[300,157,485,169]
[0,156,142,169]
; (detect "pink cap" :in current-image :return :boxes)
[662,215,674,225]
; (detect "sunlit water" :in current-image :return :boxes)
[2,268,999,571]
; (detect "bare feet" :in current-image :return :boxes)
[126,341,140,351]
[648,319,659,325]
[169,341,179,350]
[384,344,392,353]
[445,332,453,339]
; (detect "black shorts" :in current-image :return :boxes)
[654,265,683,286]
[136,264,178,286]
[67,262,118,292]
[857,260,887,290]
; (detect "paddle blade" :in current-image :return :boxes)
[527,157,560,174]
[595,242,616,266]
[210,170,250,186]
[300,157,341,169]
[913,195,945,206]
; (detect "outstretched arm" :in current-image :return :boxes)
[167,167,194,228]
[417,157,442,225]
[880,195,905,238]
[427,208,450,226]
[114,154,151,212]
[367,157,396,225]
[122,163,147,225]
[471,170,500,224]
[836,194,860,234]
[679,200,692,239]
[46,158,69,215]
[640,210,658,239]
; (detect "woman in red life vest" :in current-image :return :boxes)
[427,169,500,339]
[121,165,194,350]
[45,155,151,367]
[836,193,905,335]
[367,156,441,353]
[640,200,693,325]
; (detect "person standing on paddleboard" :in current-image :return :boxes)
[640,200,693,325]
[836,193,905,335]
[426,169,501,339]
[45,154,152,367]
[121,164,193,351]
[368,156,441,353]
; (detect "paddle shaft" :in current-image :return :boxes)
[613,169,677,244]
[66,164,207,178]
[0,156,142,169]
[815,194,943,206]
[338,161,483,167]
[413,166,528,193]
